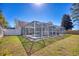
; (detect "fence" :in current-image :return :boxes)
[3,28,21,35]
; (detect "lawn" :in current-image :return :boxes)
[0,36,27,56]
[18,34,71,55]
[32,35,79,56]
[0,34,71,56]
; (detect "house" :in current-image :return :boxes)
[15,20,64,40]
[0,20,64,41]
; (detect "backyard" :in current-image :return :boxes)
[0,36,27,56]
[32,35,79,56]
[0,34,79,56]
[18,34,71,55]
[0,3,79,56]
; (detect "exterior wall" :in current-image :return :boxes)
[20,21,64,37]
[3,28,21,35]
[0,20,64,38]
[0,26,3,37]
[22,26,64,37]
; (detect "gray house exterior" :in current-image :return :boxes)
[15,20,64,40]
[0,20,64,41]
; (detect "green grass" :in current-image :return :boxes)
[42,34,71,46]
[0,36,27,56]
[0,34,71,56]
[18,36,45,55]
[32,35,79,56]
[18,34,71,55]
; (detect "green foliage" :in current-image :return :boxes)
[0,10,8,28]
[71,3,79,30]
[61,14,73,30]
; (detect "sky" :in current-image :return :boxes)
[0,3,72,27]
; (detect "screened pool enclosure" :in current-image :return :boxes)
[15,20,64,41]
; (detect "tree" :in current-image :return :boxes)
[71,3,79,30]
[61,14,73,30]
[0,10,8,28]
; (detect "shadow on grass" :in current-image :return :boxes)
[18,34,71,56]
